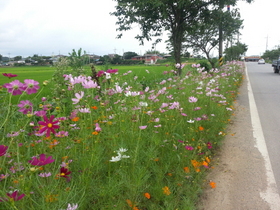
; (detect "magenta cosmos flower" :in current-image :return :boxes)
[7,191,25,201]
[28,154,55,166]
[2,80,25,95]
[18,100,33,114]
[0,145,8,156]
[23,79,40,94]
[2,73,18,78]
[38,115,60,137]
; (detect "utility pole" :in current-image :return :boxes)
[218,1,224,66]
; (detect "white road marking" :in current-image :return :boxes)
[245,64,280,209]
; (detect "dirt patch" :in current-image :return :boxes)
[197,78,270,210]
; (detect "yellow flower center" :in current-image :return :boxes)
[47,123,53,128]
[60,173,65,176]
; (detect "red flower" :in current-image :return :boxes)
[28,154,55,166]
[59,167,71,179]
[0,145,8,156]
[38,115,60,137]
[2,73,18,79]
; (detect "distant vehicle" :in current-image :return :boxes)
[258,59,265,64]
[272,59,280,73]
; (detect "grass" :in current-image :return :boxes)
[0,61,244,210]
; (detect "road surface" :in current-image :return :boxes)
[198,62,280,210]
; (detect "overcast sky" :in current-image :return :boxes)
[0,0,279,58]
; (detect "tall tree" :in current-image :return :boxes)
[184,7,243,68]
[123,51,138,59]
[111,0,211,75]
[224,42,248,61]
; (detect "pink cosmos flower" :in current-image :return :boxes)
[23,79,39,94]
[18,100,33,114]
[28,154,55,166]
[95,123,102,132]
[72,91,84,104]
[188,96,198,103]
[139,125,147,130]
[0,145,8,156]
[38,172,52,177]
[2,73,18,78]
[55,131,69,137]
[3,80,25,95]
[38,115,60,137]
[34,110,47,117]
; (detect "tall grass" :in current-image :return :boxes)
[0,61,244,210]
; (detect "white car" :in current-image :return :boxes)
[258,59,265,64]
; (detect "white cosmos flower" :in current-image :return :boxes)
[187,119,195,123]
[109,156,121,162]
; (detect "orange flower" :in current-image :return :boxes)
[49,139,59,149]
[91,106,98,110]
[62,156,68,161]
[205,157,211,163]
[71,117,79,122]
[153,158,159,161]
[45,194,58,202]
[162,186,171,195]
[166,173,172,176]
[198,126,204,131]
[209,181,216,188]
[126,199,139,210]
[184,167,190,173]
[144,192,151,199]
[92,131,99,135]
[202,161,208,168]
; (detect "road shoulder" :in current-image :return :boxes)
[197,75,270,210]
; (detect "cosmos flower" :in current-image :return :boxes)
[6,190,25,201]
[38,172,52,177]
[18,100,33,114]
[58,167,71,179]
[3,80,25,95]
[0,145,8,156]
[72,91,84,104]
[28,154,55,166]
[66,203,79,210]
[23,79,40,94]
[38,115,60,137]
[2,73,18,78]
[188,96,198,103]
[95,123,102,132]
[139,125,147,130]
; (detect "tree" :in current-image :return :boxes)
[224,42,248,61]
[111,0,212,75]
[262,47,280,61]
[14,56,22,61]
[184,8,243,68]
[111,0,252,75]
[0,54,2,61]
[123,51,138,59]
[68,48,86,75]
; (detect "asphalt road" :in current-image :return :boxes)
[246,62,280,193]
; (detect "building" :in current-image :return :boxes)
[244,55,261,62]
[131,54,164,64]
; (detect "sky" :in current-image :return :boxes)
[0,0,279,58]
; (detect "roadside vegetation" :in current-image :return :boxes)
[0,60,244,209]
